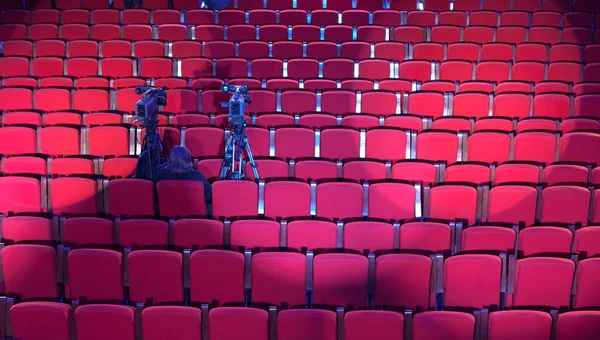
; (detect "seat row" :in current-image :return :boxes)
[4,54,600,87]
[2,86,600,120]
[6,7,600,28]
[7,303,600,340]
[1,172,599,223]
[2,125,600,166]
[1,241,598,311]
[3,213,600,258]
[3,22,600,46]
[2,0,598,13]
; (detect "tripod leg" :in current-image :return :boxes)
[244,137,260,181]
[219,134,235,179]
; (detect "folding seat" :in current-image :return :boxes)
[102,157,138,178]
[549,44,582,63]
[40,126,81,157]
[71,86,110,112]
[413,42,444,62]
[171,219,223,250]
[1,216,51,244]
[66,57,99,78]
[283,220,336,251]
[511,257,575,309]
[573,0,600,12]
[278,309,336,340]
[122,24,153,41]
[255,113,295,127]
[263,180,311,219]
[340,41,371,60]
[323,59,355,80]
[212,180,258,218]
[345,310,405,340]
[128,250,183,304]
[118,219,169,249]
[2,40,33,58]
[189,249,245,305]
[406,11,435,28]
[453,92,492,120]
[529,27,560,46]
[1,9,30,23]
[573,94,600,119]
[424,26,459,46]
[89,125,131,159]
[104,179,153,218]
[531,11,562,28]
[247,9,277,25]
[394,26,426,44]
[236,41,269,58]
[49,176,100,216]
[372,10,400,26]
[584,63,600,82]
[458,81,494,93]
[341,10,370,26]
[216,58,249,79]
[477,61,510,83]
[431,117,471,133]
[481,43,514,62]
[519,226,573,257]
[293,159,337,181]
[250,59,283,79]
[446,42,480,62]
[561,27,592,45]
[10,302,71,340]
[226,24,255,42]
[50,157,95,176]
[0,88,34,112]
[429,184,478,224]
[305,42,337,60]
[66,248,124,301]
[344,221,394,254]
[493,92,532,119]
[547,61,582,85]
[364,181,416,221]
[257,24,288,42]
[422,81,457,93]
[0,126,38,156]
[316,180,363,220]
[363,128,408,161]
[139,57,173,78]
[406,92,446,121]
[494,163,540,185]
[342,159,386,182]
[290,25,320,42]
[60,24,90,41]
[496,82,534,95]
[500,11,530,27]
[488,310,553,340]
[557,311,600,340]
[534,81,571,95]
[512,61,547,84]
[67,40,100,58]
[320,127,360,160]
[467,131,512,163]
[100,41,132,58]
[249,252,307,308]
[543,164,588,185]
[517,118,558,133]
[0,56,30,78]
[464,26,495,44]
[513,131,557,165]
[0,23,27,40]
[460,224,517,253]
[156,24,188,42]
[438,61,473,83]
[31,57,65,78]
[532,93,572,120]
[560,118,600,133]
[271,41,303,59]
[444,254,503,310]
[209,308,270,340]
[215,9,244,25]
[470,10,499,27]
[584,45,600,64]
[573,257,600,310]
[29,23,59,41]
[152,9,183,24]
[574,226,600,258]
[2,111,42,126]
[399,60,434,83]
[540,185,591,225]
[444,163,490,184]
[312,253,368,308]
[392,160,437,185]
[142,306,202,340]
[414,311,476,340]
[416,130,460,165]
[2,244,57,299]
[74,304,136,340]
[496,26,527,44]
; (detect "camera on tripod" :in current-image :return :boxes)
[134,86,168,180]
[135,85,167,127]
[219,81,260,181]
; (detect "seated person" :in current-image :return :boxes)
[154,146,212,202]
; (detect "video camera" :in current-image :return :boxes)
[134,86,168,127]
[220,81,251,134]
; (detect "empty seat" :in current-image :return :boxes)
[467,131,511,163]
[488,184,538,226]
[313,253,368,308]
[74,304,136,340]
[429,184,478,225]
[286,219,337,251]
[574,227,600,258]
[556,311,600,340]
[67,248,124,302]
[345,311,405,340]
[416,131,459,165]
[559,132,600,166]
[543,164,589,185]
[488,310,553,340]
[252,252,306,307]
[512,257,575,309]
[212,180,258,218]
[278,309,337,340]
[142,306,202,340]
[209,307,269,340]
[10,302,71,340]
[374,253,432,310]
[413,311,476,340]
[444,254,503,310]
[316,181,363,220]
[128,250,184,304]
[2,244,57,300]
[190,249,245,305]
[368,181,416,221]
[540,185,591,225]
[263,180,311,219]
[1,216,52,243]
[513,131,558,165]
[50,177,99,216]
[344,220,395,253]
[157,180,208,218]
[461,225,517,253]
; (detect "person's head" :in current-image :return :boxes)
[166,146,193,173]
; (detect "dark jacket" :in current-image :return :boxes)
[154,167,212,202]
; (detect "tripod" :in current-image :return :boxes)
[135,117,166,181]
[219,117,259,180]
[218,82,260,181]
